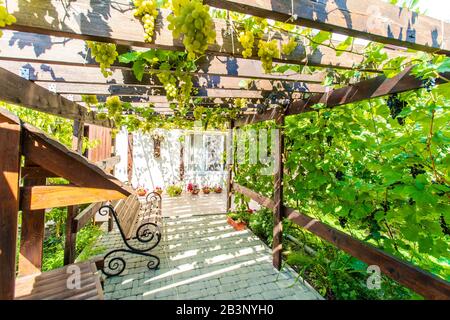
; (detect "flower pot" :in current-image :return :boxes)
[202,188,211,194]
[136,189,147,197]
[191,189,200,195]
[214,187,223,193]
[227,216,247,231]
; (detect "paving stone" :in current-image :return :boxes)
[91,212,322,301]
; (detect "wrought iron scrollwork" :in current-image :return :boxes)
[99,201,162,277]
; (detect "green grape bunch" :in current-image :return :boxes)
[157,71,178,100]
[234,98,248,110]
[168,0,216,60]
[105,96,123,115]
[282,37,297,56]
[258,40,280,73]
[238,30,255,58]
[133,0,158,42]
[86,41,118,78]
[0,2,16,38]
[193,105,205,120]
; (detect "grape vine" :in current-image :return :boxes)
[0,1,16,38]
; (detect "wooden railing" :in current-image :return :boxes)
[232,182,450,300]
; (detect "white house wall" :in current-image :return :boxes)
[114,128,228,191]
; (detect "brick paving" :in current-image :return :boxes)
[94,214,323,300]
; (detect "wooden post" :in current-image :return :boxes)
[18,161,46,276]
[0,112,22,300]
[226,120,234,212]
[127,133,133,184]
[273,108,284,270]
[64,119,84,265]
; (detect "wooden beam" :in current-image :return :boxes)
[20,185,127,211]
[226,120,234,212]
[0,109,21,300]
[233,182,450,300]
[233,183,275,210]
[272,109,284,270]
[64,119,84,265]
[235,108,281,127]
[236,67,450,126]
[0,30,327,83]
[72,202,104,233]
[127,133,133,184]
[284,208,450,300]
[0,67,113,128]
[18,160,46,277]
[205,0,450,55]
[21,121,131,195]
[3,1,406,71]
[0,61,327,93]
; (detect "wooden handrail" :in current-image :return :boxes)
[232,182,450,300]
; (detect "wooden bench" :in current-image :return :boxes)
[15,260,104,300]
[99,192,162,277]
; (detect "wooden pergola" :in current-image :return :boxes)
[0,0,449,300]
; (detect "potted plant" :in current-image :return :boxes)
[202,186,211,194]
[226,211,250,231]
[166,185,182,197]
[154,186,163,195]
[213,185,223,193]
[187,182,200,195]
[136,186,147,197]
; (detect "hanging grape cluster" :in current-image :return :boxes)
[386,94,406,125]
[257,40,280,73]
[86,41,118,78]
[133,0,158,42]
[168,0,216,60]
[238,30,255,58]
[234,98,248,110]
[282,37,297,55]
[193,105,205,120]
[157,70,178,100]
[0,2,16,38]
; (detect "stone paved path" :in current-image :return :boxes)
[94,214,323,300]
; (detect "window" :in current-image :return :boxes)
[185,133,225,172]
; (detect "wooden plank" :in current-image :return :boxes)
[0,109,22,300]
[65,119,84,265]
[86,125,113,163]
[0,60,327,92]
[272,109,284,270]
[226,121,234,212]
[204,0,450,55]
[72,202,104,233]
[32,81,325,98]
[233,182,450,300]
[20,185,127,211]
[18,160,46,276]
[0,30,326,83]
[233,183,275,210]
[0,67,113,128]
[284,208,450,300]
[127,133,133,184]
[236,67,450,126]
[235,108,281,127]
[3,1,402,71]
[21,121,131,196]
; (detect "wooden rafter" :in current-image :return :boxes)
[0,60,327,93]
[4,1,411,71]
[0,67,113,128]
[205,0,450,55]
[0,31,326,83]
[236,67,450,126]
